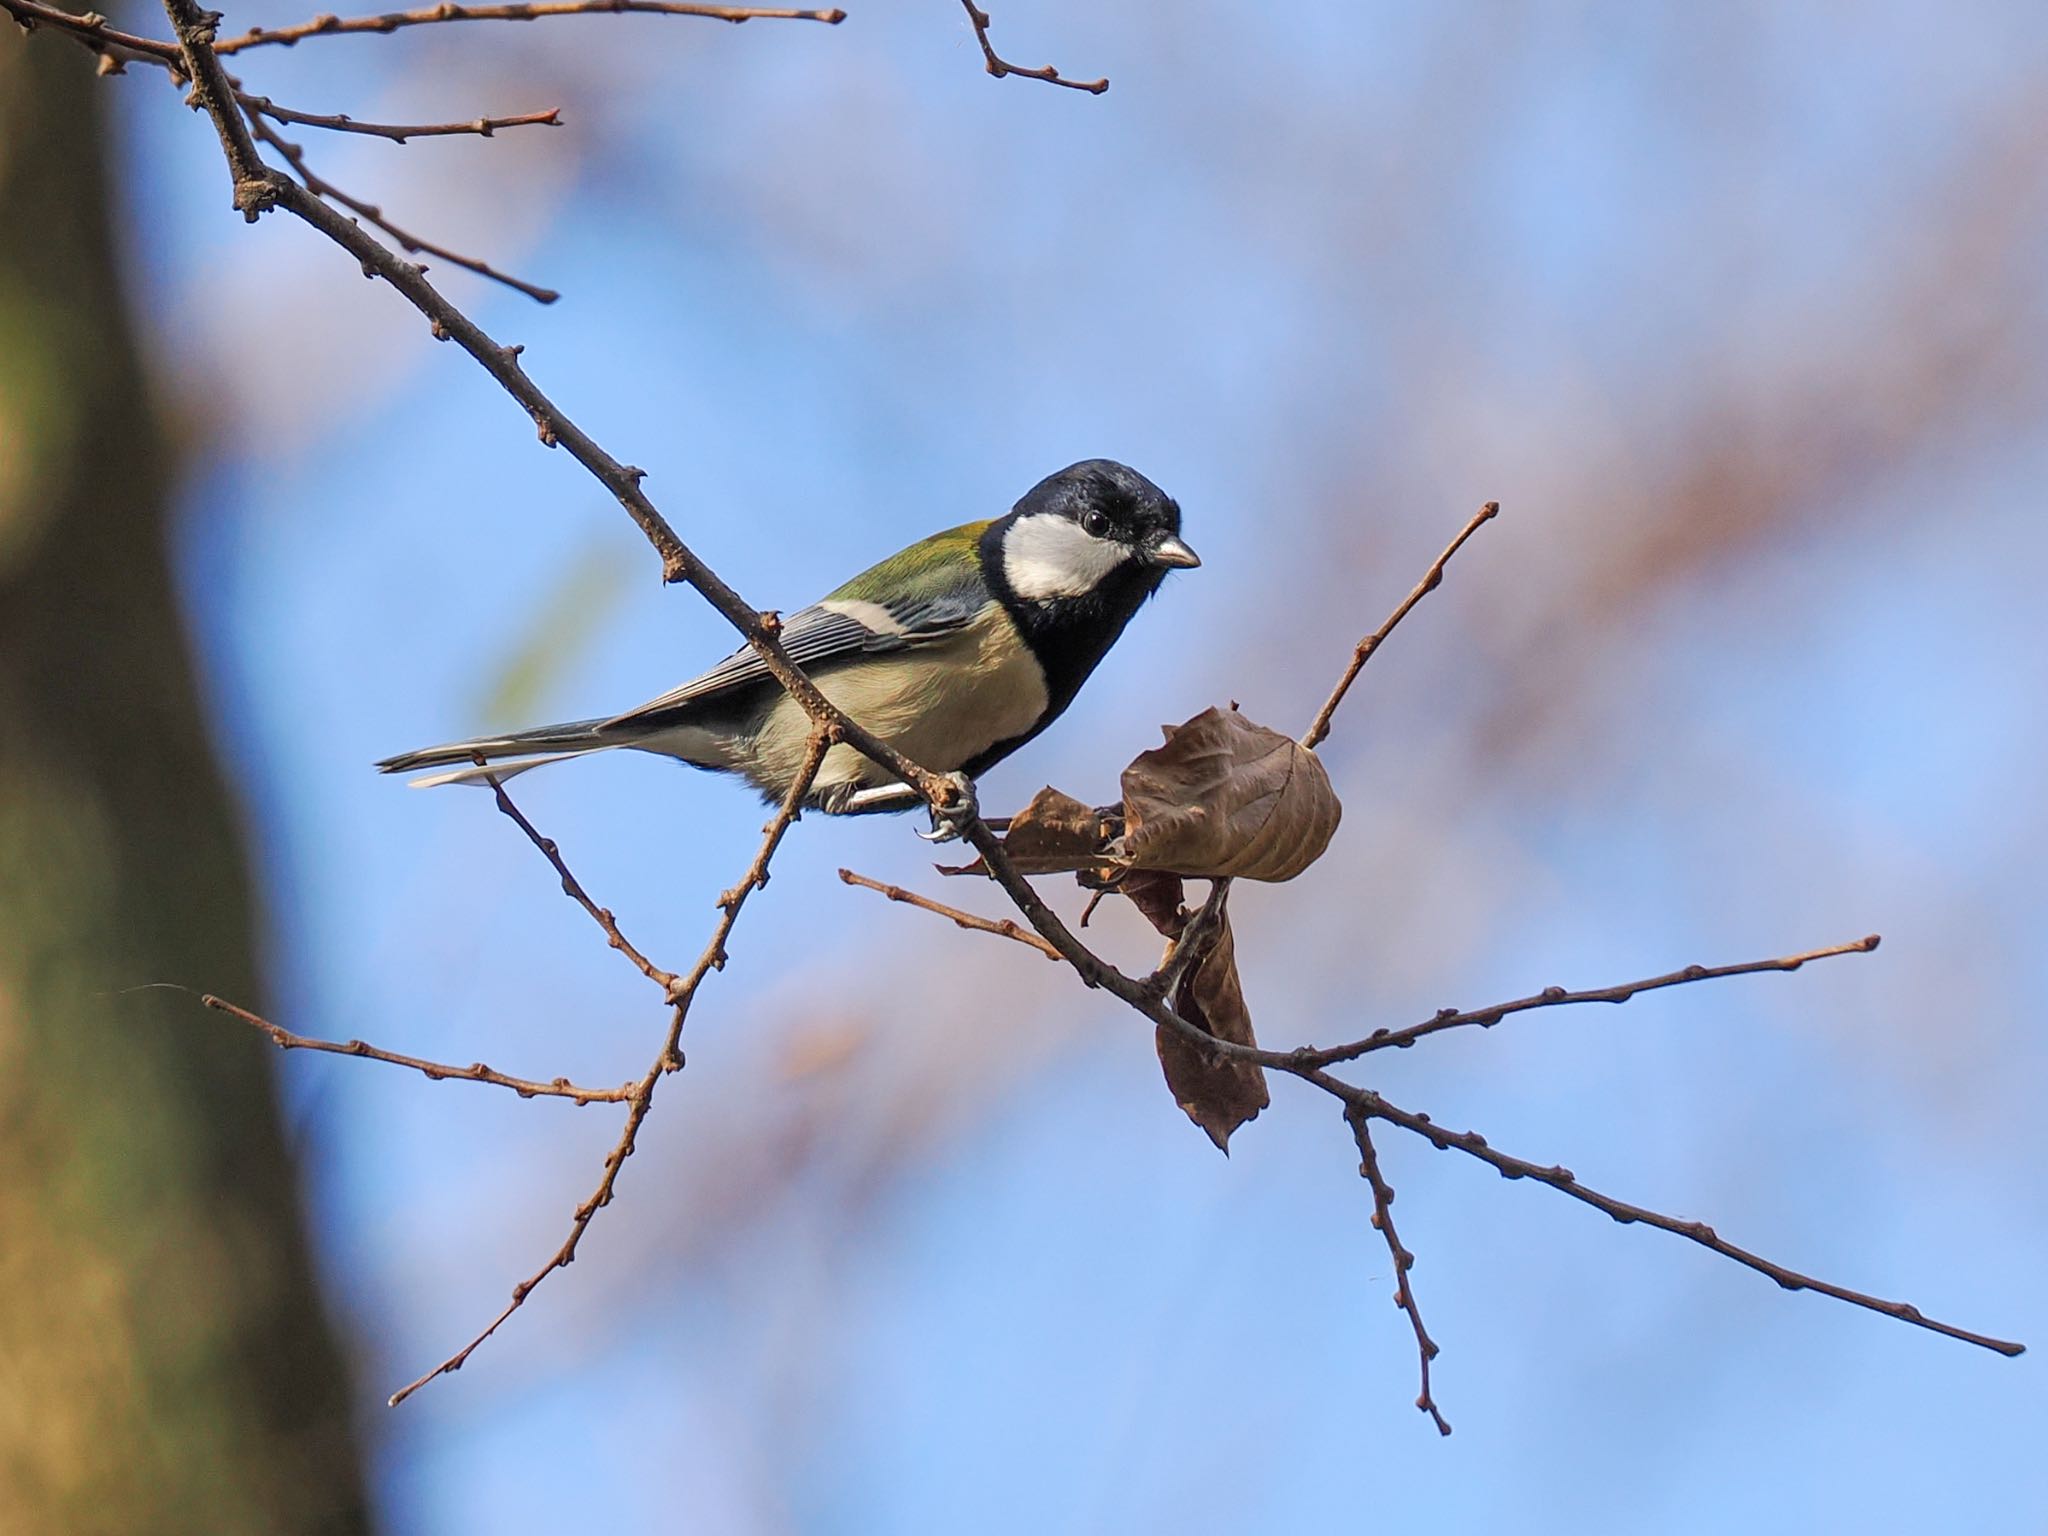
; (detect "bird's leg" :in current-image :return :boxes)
[917,772,979,844]
[832,783,925,816]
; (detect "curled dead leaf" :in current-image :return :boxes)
[1121,706,1340,881]
[934,786,1115,878]
[1153,911,1267,1151]
[1118,876,1265,1152]
[995,787,1113,874]
[938,708,1342,885]
[1115,868,1186,934]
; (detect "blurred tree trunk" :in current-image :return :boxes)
[0,35,371,1536]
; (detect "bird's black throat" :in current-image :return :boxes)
[967,517,1166,775]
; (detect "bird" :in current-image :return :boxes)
[376,459,1198,832]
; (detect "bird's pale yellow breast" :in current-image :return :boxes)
[753,601,1048,793]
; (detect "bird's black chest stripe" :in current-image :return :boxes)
[976,520,1160,725]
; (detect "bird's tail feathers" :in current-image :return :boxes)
[375,719,612,788]
[399,751,615,789]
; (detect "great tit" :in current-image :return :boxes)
[377,459,1198,820]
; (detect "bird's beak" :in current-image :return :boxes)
[1147,534,1201,569]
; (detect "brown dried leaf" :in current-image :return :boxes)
[1116,869,1186,936]
[936,786,1112,877]
[1122,707,1341,881]
[1001,787,1111,871]
[1155,913,1267,1151]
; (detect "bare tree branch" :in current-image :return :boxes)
[163,0,274,215]
[387,727,833,1406]
[1347,1106,1449,1435]
[243,109,562,302]
[1,0,564,288]
[944,810,2022,1394]
[957,0,1106,94]
[1341,1082,2027,1359]
[1,0,184,68]
[1297,934,1884,1067]
[215,0,846,55]
[248,170,955,808]
[484,769,680,989]
[651,724,835,1035]
[1304,500,1498,751]
[202,994,636,1103]
[838,868,1064,960]
[243,94,563,141]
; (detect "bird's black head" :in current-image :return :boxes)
[992,459,1197,610]
[978,459,1197,724]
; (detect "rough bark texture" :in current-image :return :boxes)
[0,33,371,1536]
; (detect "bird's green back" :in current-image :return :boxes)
[829,520,992,607]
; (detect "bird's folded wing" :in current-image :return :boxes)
[602,590,980,729]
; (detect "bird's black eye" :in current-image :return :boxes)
[1080,509,1112,539]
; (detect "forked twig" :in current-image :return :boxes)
[950,803,2023,1389]
[244,109,563,302]
[387,728,832,1406]
[1342,1083,2026,1359]
[0,0,185,67]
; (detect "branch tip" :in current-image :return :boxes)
[956,0,1106,93]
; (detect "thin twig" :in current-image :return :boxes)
[203,994,636,1103]
[245,95,562,141]
[838,868,1063,960]
[956,0,1106,93]
[1303,500,1499,751]
[1347,1106,1449,1435]
[1298,935,1883,1068]
[483,768,679,989]
[388,728,833,1407]
[1342,1082,2027,1359]
[4,3,554,141]
[215,0,846,54]
[654,725,836,1048]
[243,109,562,303]
[0,0,184,67]
[959,819,1135,993]
[5,1,563,291]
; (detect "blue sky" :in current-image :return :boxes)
[114,2,2044,1529]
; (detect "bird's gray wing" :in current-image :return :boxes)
[602,588,982,729]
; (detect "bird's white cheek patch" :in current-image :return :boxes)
[1002,514,1132,601]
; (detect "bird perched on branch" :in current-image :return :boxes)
[377,459,1197,834]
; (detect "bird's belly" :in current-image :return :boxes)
[751,604,1049,795]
